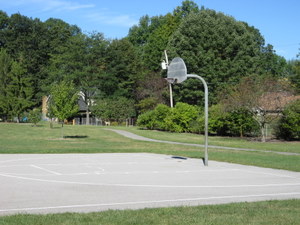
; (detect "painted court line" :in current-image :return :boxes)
[1,192,300,213]
[237,169,299,179]
[0,173,300,188]
[31,165,62,175]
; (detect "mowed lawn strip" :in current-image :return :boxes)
[115,126,300,153]
[0,123,299,172]
[0,200,299,225]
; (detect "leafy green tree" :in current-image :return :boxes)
[275,100,300,140]
[0,49,12,121]
[105,38,139,99]
[221,76,290,142]
[27,108,42,126]
[0,49,34,122]
[136,72,168,108]
[6,60,34,122]
[167,9,285,104]
[128,15,163,49]
[128,1,199,73]
[136,97,159,113]
[173,0,199,18]
[0,13,50,100]
[92,97,136,123]
[0,12,83,101]
[206,105,258,137]
[289,59,300,93]
[49,80,79,128]
[47,32,108,125]
[143,13,179,71]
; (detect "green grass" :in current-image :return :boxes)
[116,126,300,153]
[1,200,299,225]
[0,123,299,171]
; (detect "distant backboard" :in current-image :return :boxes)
[167,57,187,83]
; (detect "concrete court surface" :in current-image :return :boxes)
[0,153,300,215]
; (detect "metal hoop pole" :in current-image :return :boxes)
[187,74,208,166]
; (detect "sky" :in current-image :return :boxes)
[0,0,299,60]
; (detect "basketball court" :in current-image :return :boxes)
[0,153,299,215]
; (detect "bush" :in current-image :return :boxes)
[136,110,156,130]
[275,100,300,140]
[153,104,171,130]
[136,104,170,130]
[202,104,259,137]
[137,103,260,136]
[27,108,41,126]
[137,103,199,133]
[164,103,198,132]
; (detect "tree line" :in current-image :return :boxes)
[0,1,299,139]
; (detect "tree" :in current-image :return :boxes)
[49,80,79,128]
[27,108,41,126]
[221,76,291,142]
[105,38,139,99]
[289,59,300,93]
[136,72,168,109]
[0,49,12,121]
[0,49,34,122]
[173,0,199,19]
[275,100,300,140]
[143,13,179,71]
[6,60,34,122]
[0,13,50,101]
[46,32,108,125]
[167,9,286,104]
[206,105,259,137]
[92,97,136,124]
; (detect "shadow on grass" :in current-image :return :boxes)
[63,135,88,139]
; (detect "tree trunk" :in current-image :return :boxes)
[86,108,89,125]
[260,125,266,142]
[61,121,64,139]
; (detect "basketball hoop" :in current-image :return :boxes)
[163,55,209,166]
[165,78,176,84]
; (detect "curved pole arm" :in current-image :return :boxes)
[187,74,209,166]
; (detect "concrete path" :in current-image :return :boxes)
[0,153,299,215]
[105,128,300,156]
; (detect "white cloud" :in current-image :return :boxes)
[41,0,95,12]
[0,0,137,32]
[2,0,95,12]
[86,12,138,28]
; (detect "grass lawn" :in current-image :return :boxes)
[116,126,300,153]
[0,200,299,225]
[0,123,299,171]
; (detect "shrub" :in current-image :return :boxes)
[153,104,171,130]
[275,100,300,140]
[137,103,199,133]
[136,110,156,129]
[206,104,259,137]
[164,103,198,132]
[27,108,41,126]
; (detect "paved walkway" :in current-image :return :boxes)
[105,129,300,156]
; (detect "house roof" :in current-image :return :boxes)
[78,96,88,111]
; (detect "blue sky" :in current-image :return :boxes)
[0,0,299,60]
